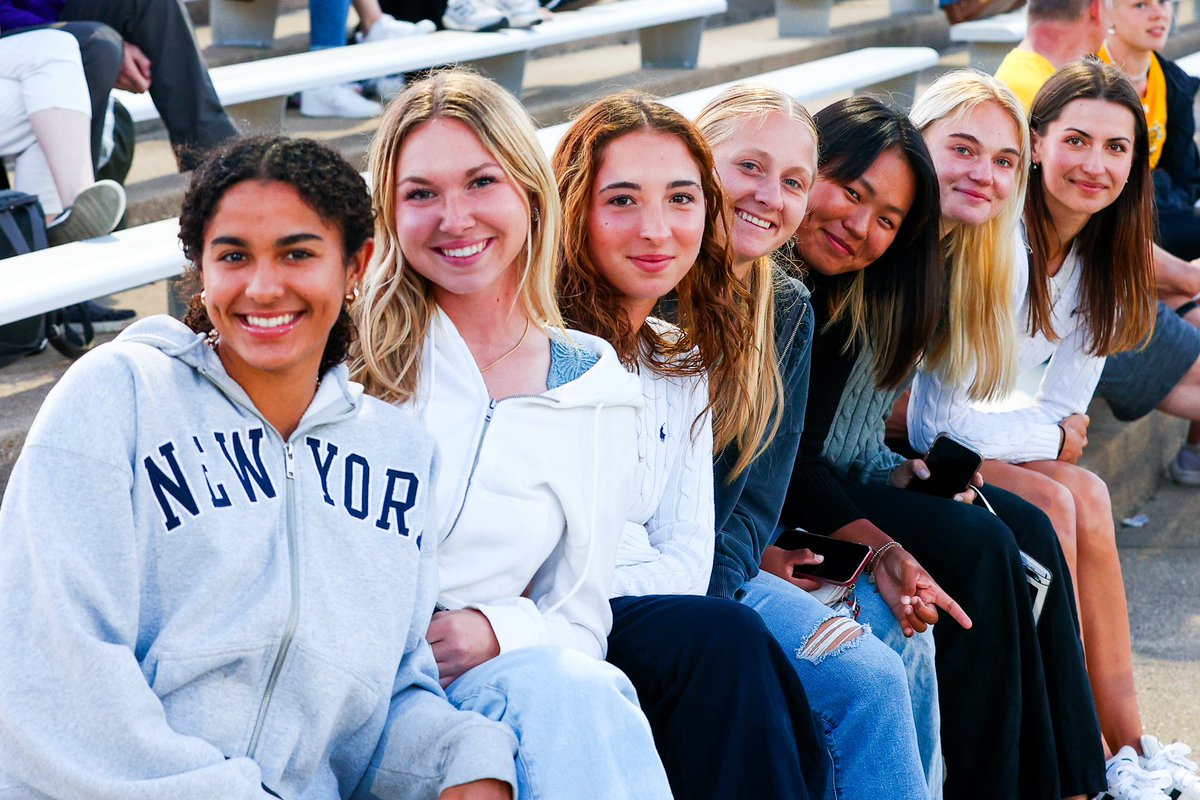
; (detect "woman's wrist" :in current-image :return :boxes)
[866,540,903,577]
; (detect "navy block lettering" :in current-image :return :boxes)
[145,442,199,532]
[376,469,418,536]
[193,436,231,508]
[216,428,276,502]
[344,453,370,520]
[305,437,338,507]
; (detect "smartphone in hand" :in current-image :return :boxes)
[773,529,872,586]
[910,432,982,498]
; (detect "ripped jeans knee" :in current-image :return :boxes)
[797,614,866,663]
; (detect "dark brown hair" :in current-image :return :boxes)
[1024,59,1156,355]
[553,91,753,454]
[177,136,373,376]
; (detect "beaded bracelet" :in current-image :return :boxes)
[866,541,903,579]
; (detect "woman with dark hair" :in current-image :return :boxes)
[0,135,518,798]
[555,90,909,800]
[781,94,1103,800]
[910,61,1199,799]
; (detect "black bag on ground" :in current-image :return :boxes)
[0,190,94,368]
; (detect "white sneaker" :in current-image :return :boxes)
[481,0,546,27]
[299,84,382,119]
[1141,735,1200,800]
[357,13,436,43]
[442,0,508,31]
[1099,746,1174,799]
[1169,444,1200,486]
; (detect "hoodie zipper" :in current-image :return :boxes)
[445,393,562,538]
[445,400,497,536]
[246,440,301,759]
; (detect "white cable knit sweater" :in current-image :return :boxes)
[610,319,715,598]
[909,226,1106,463]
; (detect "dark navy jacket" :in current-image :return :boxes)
[708,274,814,599]
[1154,52,1200,211]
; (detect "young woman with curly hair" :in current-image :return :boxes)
[0,135,519,799]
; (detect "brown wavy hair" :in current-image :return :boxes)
[1025,59,1156,355]
[553,91,753,454]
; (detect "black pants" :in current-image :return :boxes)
[1159,205,1200,261]
[840,480,1106,800]
[60,0,238,169]
[608,594,827,800]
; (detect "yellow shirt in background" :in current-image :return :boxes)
[994,48,1057,110]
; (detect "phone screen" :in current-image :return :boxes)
[911,434,982,498]
[774,529,872,584]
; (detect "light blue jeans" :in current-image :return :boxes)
[855,577,944,798]
[445,646,673,800]
[738,571,930,800]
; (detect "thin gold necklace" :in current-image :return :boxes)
[479,318,531,372]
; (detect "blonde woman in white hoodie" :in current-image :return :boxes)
[353,69,671,800]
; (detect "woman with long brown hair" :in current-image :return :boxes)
[907,60,1192,798]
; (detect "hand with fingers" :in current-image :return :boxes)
[870,544,973,638]
[759,544,825,591]
[1057,413,1089,463]
[427,609,500,689]
[890,457,984,504]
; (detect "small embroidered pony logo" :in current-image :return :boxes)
[659,424,667,442]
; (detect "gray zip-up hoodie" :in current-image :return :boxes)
[0,316,516,799]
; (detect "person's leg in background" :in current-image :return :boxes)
[59,0,238,170]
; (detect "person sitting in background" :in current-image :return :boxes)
[0,26,134,329]
[0,28,124,245]
[300,0,435,118]
[0,0,238,172]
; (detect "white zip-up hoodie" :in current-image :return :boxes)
[417,310,643,659]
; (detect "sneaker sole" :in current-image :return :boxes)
[505,12,544,27]
[48,180,127,247]
[1168,459,1200,486]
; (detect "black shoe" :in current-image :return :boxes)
[67,300,137,333]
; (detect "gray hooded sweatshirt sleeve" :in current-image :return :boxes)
[0,316,515,799]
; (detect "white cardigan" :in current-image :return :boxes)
[610,319,716,598]
[909,227,1106,463]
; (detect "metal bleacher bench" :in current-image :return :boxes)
[120,0,724,131]
[948,9,1026,74]
[776,0,932,37]
[0,46,939,328]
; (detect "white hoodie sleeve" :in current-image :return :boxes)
[0,360,274,799]
[609,369,715,598]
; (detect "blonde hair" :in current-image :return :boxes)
[910,70,1029,402]
[694,84,818,479]
[351,68,564,403]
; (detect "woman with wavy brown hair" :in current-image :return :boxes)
[553,89,917,800]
